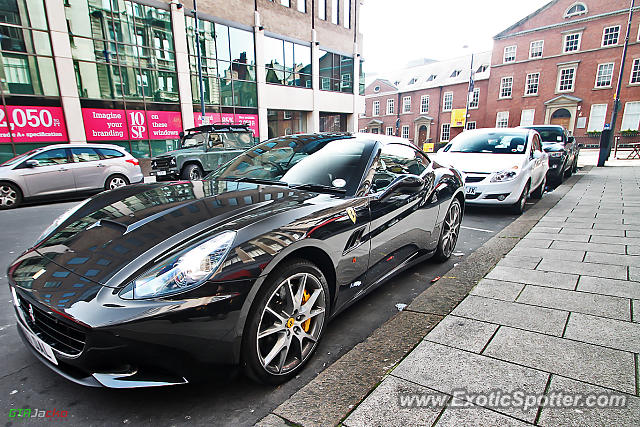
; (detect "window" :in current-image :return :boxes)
[319,51,353,93]
[443,92,453,111]
[343,0,351,28]
[525,72,540,95]
[466,121,476,130]
[32,149,70,166]
[477,65,488,73]
[96,148,125,158]
[587,104,608,132]
[469,88,480,109]
[503,45,516,63]
[373,100,380,116]
[371,128,379,134]
[530,40,544,58]
[403,96,411,113]
[557,67,576,92]
[595,63,614,88]
[265,37,312,88]
[318,0,326,19]
[371,144,429,192]
[631,58,640,84]
[500,76,513,98]
[401,125,409,139]
[281,0,291,6]
[283,111,292,119]
[426,74,437,82]
[441,123,450,142]
[374,85,380,92]
[520,109,535,126]
[386,126,394,135]
[564,33,581,53]
[386,98,395,115]
[602,26,620,46]
[420,95,429,113]
[564,3,587,18]
[451,70,461,77]
[71,147,100,162]
[408,78,417,85]
[331,0,339,24]
[621,102,640,131]
[496,111,509,128]
[297,0,306,13]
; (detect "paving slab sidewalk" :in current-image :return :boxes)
[344,164,640,426]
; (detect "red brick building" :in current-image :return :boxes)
[359,0,640,147]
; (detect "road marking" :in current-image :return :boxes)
[461,225,494,233]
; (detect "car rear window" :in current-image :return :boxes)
[96,148,125,158]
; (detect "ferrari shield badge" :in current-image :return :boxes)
[346,207,357,224]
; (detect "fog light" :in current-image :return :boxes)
[498,194,507,201]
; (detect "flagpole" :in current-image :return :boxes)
[463,52,474,131]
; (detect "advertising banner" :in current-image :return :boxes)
[83,108,183,141]
[0,106,68,143]
[195,112,260,138]
[450,109,467,128]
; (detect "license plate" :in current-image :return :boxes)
[156,170,167,176]
[19,322,57,365]
[466,186,476,195]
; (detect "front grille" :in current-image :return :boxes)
[465,176,486,183]
[18,295,87,356]
[153,157,174,169]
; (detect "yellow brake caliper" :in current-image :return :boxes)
[301,289,311,332]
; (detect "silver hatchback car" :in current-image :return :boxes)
[0,144,143,209]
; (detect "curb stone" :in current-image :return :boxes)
[257,167,591,427]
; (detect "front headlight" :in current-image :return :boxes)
[490,170,518,183]
[170,157,177,165]
[549,152,564,158]
[35,199,91,245]
[119,231,236,299]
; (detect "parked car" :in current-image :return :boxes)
[8,133,464,387]
[150,124,256,181]
[437,128,549,214]
[0,144,143,209]
[519,125,580,186]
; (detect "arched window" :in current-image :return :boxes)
[564,2,587,18]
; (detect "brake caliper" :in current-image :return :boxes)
[301,289,311,332]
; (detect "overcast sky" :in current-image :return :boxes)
[360,0,552,79]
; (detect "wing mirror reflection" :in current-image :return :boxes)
[25,159,39,168]
[378,174,425,200]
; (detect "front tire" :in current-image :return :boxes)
[242,260,329,385]
[181,164,203,180]
[0,182,22,209]
[512,182,530,214]
[433,198,462,262]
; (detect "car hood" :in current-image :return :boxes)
[542,143,565,152]
[154,147,201,158]
[10,180,336,291]
[435,153,525,174]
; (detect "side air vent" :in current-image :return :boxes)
[344,227,366,254]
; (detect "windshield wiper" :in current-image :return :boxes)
[289,183,346,194]
[218,177,289,186]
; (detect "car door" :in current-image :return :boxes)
[68,147,106,191]
[531,134,546,187]
[364,143,437,292]
[19,148,76,196]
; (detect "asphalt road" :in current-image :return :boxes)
[0,194,538,426]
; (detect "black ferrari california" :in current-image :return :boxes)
[8,133,464,387]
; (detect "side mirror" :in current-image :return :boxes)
[25,159,39,168]
[532,151,543,160]
[178,131,185,138]
[378,174,425,200]
[578,143,584,149]
[567,136,575,144]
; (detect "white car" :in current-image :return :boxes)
[436,128,549,214]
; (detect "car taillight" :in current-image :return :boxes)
[126,159,139,166]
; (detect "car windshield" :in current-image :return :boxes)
[181,132,206,148]
[206,134,372,194]
[447,131,528,154]
[0,149,40,166]
[534,128,565,144]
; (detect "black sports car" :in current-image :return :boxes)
[7,133,464,388]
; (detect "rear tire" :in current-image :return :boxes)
[530,175,545,199]
[242,259,329,385]
[181,164,203,180]
[0,182,22,209]
[105,174,129,190]
[433,198,462,262]
[511,182,530,214]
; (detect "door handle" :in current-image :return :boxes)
[97,164,106,168]
[58,167,69,171]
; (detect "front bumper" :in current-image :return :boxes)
[149,168,179,179]
[10,279,255,388]
[546,156,565,179]
[464,174,527,206]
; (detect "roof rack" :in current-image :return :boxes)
[185,123,251,133]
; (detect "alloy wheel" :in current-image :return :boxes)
[440,201,461,258]
[189,169,201,180]
[256,272,326,375]
[109,177,127,189]
[0,185,18,207]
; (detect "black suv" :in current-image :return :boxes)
[520,125,580,186]
[150,124,256,181]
